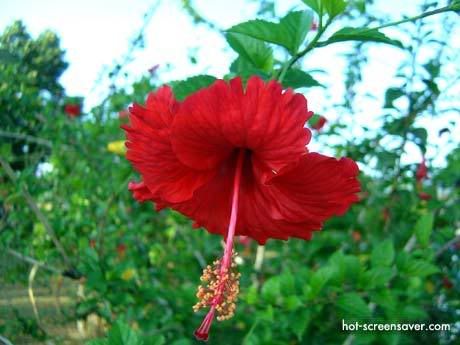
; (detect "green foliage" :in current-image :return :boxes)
[301,0,322,15]
[320,27,403,48]
[415,212,434,247]
[226,32,273,72]
[280,68,322,89]
[336,293,372,320]
[170,75,216,100]
[228,11,313,54]
[323,0,347,19]
[371,239,395,267]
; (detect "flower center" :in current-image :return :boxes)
[193,149,245,341]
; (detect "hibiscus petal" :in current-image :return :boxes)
[268,153,361,222]
[123,87,215,204]
[128,181,156,203]
[235,153,359,243]
[171,76,312,175]
[164,152,359,245]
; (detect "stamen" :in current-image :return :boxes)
[193,150,245,341]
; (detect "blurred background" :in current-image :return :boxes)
[0,0,459,344]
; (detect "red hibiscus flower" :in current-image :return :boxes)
[442,276,453,290]
[416,158,428,182]
[418,191,432,200]
[238,235,251,247]
[122,76,360,341]
[119,109,130,119]
[117,243,127,258]
[310,115,327,130]
[64,103,81,117]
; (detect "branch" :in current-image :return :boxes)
[0,335,14,345]
[371,5,457,32]
[403,235,417,252]
[0,129,53,148]
[0,129,72,150]
[28,264,43,329]
[254,245,265,272]
[6,248,60,274]
[278,4,456,82]
[277,13,331,83]
[0,157,71,267]
[435,235,460,259]
[317,5,457,49]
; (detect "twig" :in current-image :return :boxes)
[0,129,71,150]
[28,264,43,329]
[0,157,71,267]
[6,248,60,274]
[435,235,460,259]
[0,129,53,148]
[0,335,14,345]
[316,5,456,48]
[342,334,354,345]
[403,235,417,252]
[96,174,131,261]
[193,250,206,269]
[278,4,455,83]
[254,245,265,272]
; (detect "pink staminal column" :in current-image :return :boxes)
[193,150,244,341]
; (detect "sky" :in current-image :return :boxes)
[1,0,459,167]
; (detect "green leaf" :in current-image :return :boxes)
[281,68,322,89]
[170,340,192,345]
[403,259,439,277]
[450,0,460,12]
[384,87,404,108]
[349,0,366,13]
[337,293,372,320]
[0,48,16,63]
[245,284,258,305]
[107,320,143,345]
[229,56,270,80]
[226,32,273,72]
[259,305,274,322]
[365,267,394,288]
[280,11,313,54]
[280,271,296,295]
[410,127,428,151]
[370,290,397,319]
[143,335,165,345]
[261,276,281,303]
[171,75,216,101]
[323,0,347,19]
[415,212,434,247]
[87,340,109,345]
[400,305,428,321]
[289,309,311,340]
[321,27,403,48]
[228,10,313,54]
[423,79,440,96]
[371,239,394,267]
[307,265,335,299]
[301,0,321,15]
[284,295,303,310]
